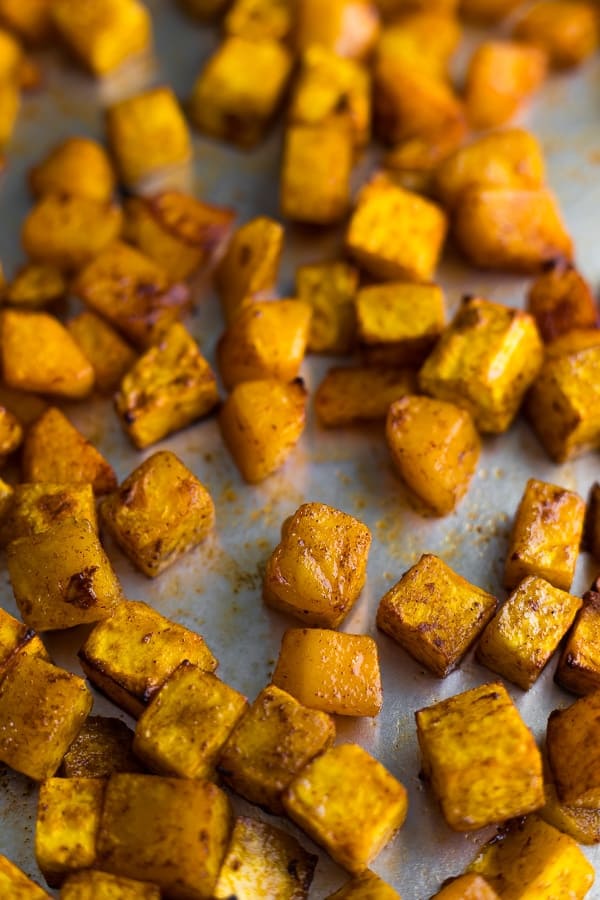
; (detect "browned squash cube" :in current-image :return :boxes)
[544,327,600,359]
[504,478,585,591]
[7,517,123,631]
[375,11,461,81]
[0,482,97,545]
[79,599,217,717]
[295,0,380,60]
[214,816,317,899]
[315,366,417,427]
[97,774,232,898]
[67,311,137,394]
[547,691,600,807]
[377,554,496,677]
[0,0,53,44]
[281,124,353,225]
[35,777,105,887]
[0,855,50,899]
[327,870,401,898]
[60,871,160,900]
[2,310,94,399]
[220,378,307,483]
[477,576,582,690]
[272,628,382,716]
[61,716,144,778]
[556,589,600,696]
[465,40,547,129]
[29,137,115,202]
[460,0,523,22]
[264,502,371,627]
[225,0,295,41]
[216,216,283,323]
[22,407,117,495]
[0,654,92,780]
[134,662,247,779]
[0,606,49,679]
[115,322,219,448]
[218,684,335,814]
[513,0,598,69]
[284,743,408,874]
[431,874,499,899]
[295,261,358,355]
[540,779,600,846]
[527,261,598,342]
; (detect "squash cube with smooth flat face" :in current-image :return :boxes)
[547,691,600,808]
[295,0,380,60]
[315,366,417,427]
[465,40,546,129]
[284,743,408,875]
[527,262,597,342]
[295,261,358,355]
[29,137,116,202]
[0,606,49,679]
[375,11,461,82]
[281,124,353,225]
[67,311,137,394]
[431,874,499,899]
[512,0,598,69]
[0,482,97,546]
[216,216,284,324]
[60,870,161,900]
[61,716,144,778]
[134,662,247,779]
[79,599,217,717]
[556,589,600,696]
[326,870,401,899]
[0,855,50,899]
[415,682,544,831]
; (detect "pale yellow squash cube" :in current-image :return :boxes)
[281,124,353,225]
[61,716,143,778]
[67,311,136,394]
[0,482,97,545]
[547,691,600,808]
[327,870,401,898]
[556,590,600,696]
[29,137,115,202]
[215,216,284,324]
[295,261,358,355]
[60,871,160,900]
[315,366,416,427]
[0,855,50,899]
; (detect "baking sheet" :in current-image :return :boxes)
[1,2,600,896]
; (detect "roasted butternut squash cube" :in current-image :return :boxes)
[281,124,353,225]
[216,216,283,323]
[6,263,67,309]
[73,241,190,348]
[189,36,293,148]
[0,855,50,899]
[556,590,600,696]
[0,384,47,426]
[327,871,401,898]
[0,0,53,44]
[540,778,600,846]
[549,330,600,364]
[79,599,217,717]
[0,79,19,146]
[218,300,311,390]
[386,397,480,517]
[97,774,232,897]
[61,716,143,778]
[7,517,122,631]
[22,406,117,495]
[214,816,317,899]
[416,682,544,831]
[295,0,380,60]
[465,40,547,129]
[527,261,597,342]
[284,743,407,874]
[134,662,247,779]
[2,310,94,399]
[376,11,461,81]
[0,405,22,463]
[383,125,465,195]
[29,137,115,202]
[460,0,523,22]
[513,0,598,69]
[224,0,295,40]
[296,261,358,354]
[51,0,151,75]
[264,502,372,627]
[60,871,160,899]
[67,311,136,394]
[477,576,582,690]
[377,553,495,676]
[420,296,544,433]
[547,691,600,807]
[346,174,447,282]
[315,366,416,427]
[432,874,499,899]
[22,194,123,272]
[35,777,105,887]
[0,482,97,545]
[219,378,307,483]
[219,684,335,814]
[0,606,49,679]
[272,628,382,716]
[115,322,219,449]
[0,654,92,780]
[468,815,594,897]
[504,478,585,591]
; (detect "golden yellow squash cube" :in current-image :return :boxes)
[376,11,461,81]
[60,871,160,900]
[377,554,496,677]
[79,599,217,717]
[29,136,115,202]
[218,684,335,814]
[295,0,380,60]
[67,311,137,394]
[0,855,50,899]
[431,874,499,900]
[134,662,247,779]
[214,816,317,899]
[6,263,67,309]
[0,654,92,780]
[556,590,600,696]
[465,40,547,129]
[220,378,307,483]
[346,174,447,282]
[225,0,294,40]
[97,774,232,898]
[0,482,97,545]
[504,478,585,591]
[2,387,50,426]
[216,216,283,323]
[540,779,600,846]
[22,406,117,495]
[327,870,401,899]
[419,296,544,433]
[527,261,598,343]
[35,777,105,887]
[513,0,598,69]
[2,310,94,399]
[115,322,219,448]
[272,628,382,716]
[284,743,408,874]
[295,261,358,355]
[0,605,49,679]
[383,125,465,195]
[416,682,544,831]
[189,36,293,148]
[315,366,416,427]
[547,691,600,808]
[264,502,372,628]
[61,715,143,778]
[477,576,582,690]
[281,124,353,225]
[0,27,22,80]
[0,0,53,44]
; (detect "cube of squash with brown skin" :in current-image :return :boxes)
[0,482,97,546]
[0,855,51,899]
[61,716,144,778]
[73,241,191,349]
[67,311,137,394]
[386,397,480,517]
[316,366,417,427]
[0,384,47,426]
[465,41,547,129]
[0,405,22,463]
[214,816,317,900]
[547,691,600,808]
[468,815,595,897]
[281,124,353,226]
[219,684,335,814]
[6,263,67,309]
[513,0,598,69]
[0,606,49,679]
[432,874,499,900]
[264,502,372,628]
[220,378,307,483]
[504,479,585,591]
[540,778,600,846]
[0,654,92,780]
[36,777,105,887]
[477,576,583,690]
[416,683,544,831]
[60,870,161,900]
[29,137,115,202]
[115,323,219,449]
[79,599,217,717]
[527,262,598,342]
[296,261,358,354]
[2,310,95,399]
[216,216,283,324]
[133,662,247,779]
[218,300,311,390]
[346,175,448,282]
[272,628,382,716]
[22,407,117,495]
[0,79,19,146]
[225,0,295,41]
[295,0,380,60]
[459,0,523,23]
[0,0,53,45]
[284,743,408,875]
[51,0,152,76]
[327,871,401,899]
[189,37,293,148]
[376,12,461,82]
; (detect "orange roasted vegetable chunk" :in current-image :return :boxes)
[465,40,546,129]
